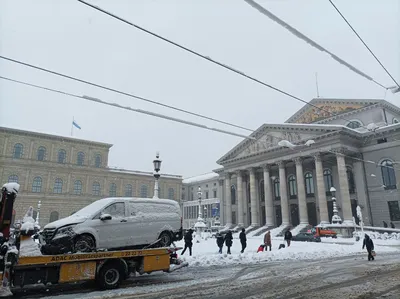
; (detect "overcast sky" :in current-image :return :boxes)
[1,0,399,178]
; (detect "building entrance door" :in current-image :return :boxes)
[307,202,317,226]
[290,204,300,226]
[275,206,282,226]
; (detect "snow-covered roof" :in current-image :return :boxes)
[182,172,219,184]
[108,167,182,179]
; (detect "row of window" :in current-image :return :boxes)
[229,160,397,203]
[12,143,102,167]
[7,175,176,199]
[189,190,218,201]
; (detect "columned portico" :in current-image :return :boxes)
[278,161,290,226]
[263,165,274,227]
[225,173,232,227]
[236,170,244,227]
[336,151,353,224]
[314,153,329,224]
[294,157,308,224]
[249,168,259,227]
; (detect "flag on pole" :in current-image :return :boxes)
[72,120,81,130]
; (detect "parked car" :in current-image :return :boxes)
[40,197,183,254]
[292,232,321,242]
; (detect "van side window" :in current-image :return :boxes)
[103,203,125,218]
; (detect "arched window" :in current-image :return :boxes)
[58,149,66,164]
[168,188,175,200]
[346,120,363,129]
[259,180,265,202]
[346,167,356,193]
[125,184,133,197]
[92,182,101,196]
[304,172,315,196]
[77,152,85,166]
[140,185,148,198]
[381,159,397,189]
[49,211,59,223]
[109,183,117,197]
[37,146,46,161]
[95,155,102,168]
[8,175,18,183]
[53,178,63,194]
[231,185,236,204]
[288,175,297,198]
[73,180,83,195]
[32,177,42,193]
[273,178,280,199]
[323,169,333,194]
[13,143,23,159]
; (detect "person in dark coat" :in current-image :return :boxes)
[362,234,375,261]
[284,229,292,247]
[225,230,233,254]
[264,231,272,251]
[239,228,247,253]
[181,229,193,256]
[216,233,224,254]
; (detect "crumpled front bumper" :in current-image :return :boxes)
[39,233,74,255]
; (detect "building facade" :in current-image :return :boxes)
[214,98,400,229]
[181,173,221,229]
[0,127,182,227]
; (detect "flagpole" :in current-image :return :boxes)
[71,117,74,137]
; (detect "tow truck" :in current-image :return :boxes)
[0,183,188,295]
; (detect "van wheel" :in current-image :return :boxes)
[74,234,95,253]
[159,231,172,247]
[97,263,123,289]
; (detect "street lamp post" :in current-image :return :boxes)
[153,152,162,199]
[197,187,202,219]
[330,187,342,224]
[35,200,41,228]
[204,206,207,227]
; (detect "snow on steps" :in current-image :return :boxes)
[248,225,273,237]
[290,223,309,236]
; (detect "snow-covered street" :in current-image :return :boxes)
[12,236,400,299]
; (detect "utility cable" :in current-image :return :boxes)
[0,76,255,140]
[75,1,388,131]
[2,75,397,171]
[328,0,400,89]
[0,56,252,133]
[244,0,387,89]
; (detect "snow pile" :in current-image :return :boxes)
[21,206,36,233]
[19,238,42,257]
[182,172,219,184]
[175,236,399,267]
[1,182,20,194]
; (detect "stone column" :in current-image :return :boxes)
[336,151,353,224]
[249,168,259,227]
[225,173,232,227]
[314,153,329,224]
[353,159,371,226]
[278,161,289,226]
[294,157,308,224]
[263,165,274,227]
[236,170,244,227]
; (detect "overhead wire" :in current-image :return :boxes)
[74,0,388,133]
[0,76,255,140]
[244,0,387,90]
[328,0,400,89]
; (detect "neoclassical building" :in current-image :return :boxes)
[214,98,400,230]
[0,127,182,227]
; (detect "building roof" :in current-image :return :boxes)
[108,167,182,180]
[182,172,219,184]
[0,126,113,148]
[285,98,384,124]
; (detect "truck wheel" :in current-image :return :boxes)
[97,263,123,289]
[74,234,95,253]
[159,231,172,247]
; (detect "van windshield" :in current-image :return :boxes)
[73,199,113,217]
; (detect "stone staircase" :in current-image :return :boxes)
[248,225,274,237]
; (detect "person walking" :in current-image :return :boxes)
[181,229,194,256]
[264,231,272,251]
[225,230,233,254]
[216,232,224,254]
[284,229,292,247]
[239,228,247,253]
[362,234,375,261]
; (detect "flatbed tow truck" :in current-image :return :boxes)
[0,183,188,296]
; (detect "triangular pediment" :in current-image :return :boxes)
[217,124,345,164]
[286,98,383,124]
